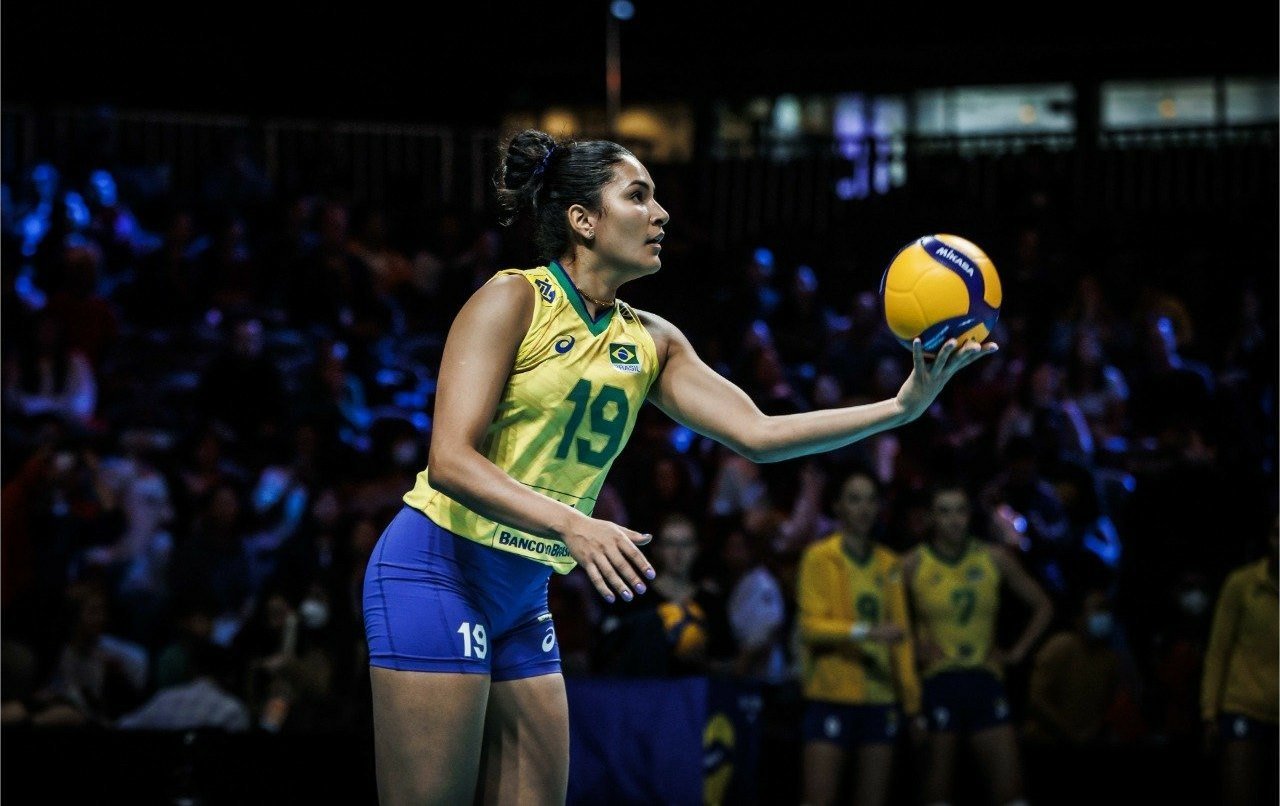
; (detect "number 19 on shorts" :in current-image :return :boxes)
[458,621,488,659]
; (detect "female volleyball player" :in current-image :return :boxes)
[797,470,922,806]
[903,483,1053,806]
[362,130,997,805]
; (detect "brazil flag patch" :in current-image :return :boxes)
[609,342,641,373]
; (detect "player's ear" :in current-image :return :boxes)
[566,203,596,241]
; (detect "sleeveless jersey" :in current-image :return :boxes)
[404,261,660,573]
[909,540,1002,678]
[796,534,921,713]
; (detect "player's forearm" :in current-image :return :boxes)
[428,449,588,540]
[799,614,857,646]
[748,398,913,463]
[1012,602,1055,659]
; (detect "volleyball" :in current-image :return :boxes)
[658,601,708,658]
[879,234,1002,353]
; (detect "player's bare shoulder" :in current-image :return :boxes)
[984,542,1020,574]
[632,307,682,367]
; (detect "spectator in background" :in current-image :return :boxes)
[796,470,921,806]
[1024,588,1126,749]
[84,168,151,268]
[233,582,339,732]
[296,340,372,455]
[349,206,413,304]
[1200,516,1279,806]
[1130,314,1215,444]
[125,208,206,329]
[593,514,724,677]
[153,596,217,689]
[996,362,1093,467]
[1063,326,1130,457]
[3,308,98,428]
[1146,570,1214,748]
[650,514,731,675]
[116,640,249,732]
[78,468,175,646]
[45,242,119,370]
[982,436,1073,595]
[38,583,150,726]
[288,200,388,352]
[169,483,255,645]
[171,425,247,529]
[722,524,789,684]
[199,211,257,311]
[195,314,287,444]
[772,264,832,372]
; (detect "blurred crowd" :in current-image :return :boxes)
[0,152,1275,801]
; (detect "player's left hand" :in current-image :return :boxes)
[895,338,998,420]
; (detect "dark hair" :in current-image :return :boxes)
[823,464,883,514]
[926,479,972,507]
[494,129,634,262]
[657,512,697,539]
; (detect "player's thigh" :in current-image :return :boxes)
[851,742,896,806]
[968,723,1024,801]
[801,741,847,806]
[920,731,959,804]
[370,667,490,806]
[478,672,570,806]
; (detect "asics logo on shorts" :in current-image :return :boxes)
[542,626,556,652]
[933,707,951,729]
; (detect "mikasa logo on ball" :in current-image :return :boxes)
[933,245,975,276]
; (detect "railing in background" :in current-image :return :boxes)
[695,126,1277,247]
[1,107,502,213]
[3,108,1274,247]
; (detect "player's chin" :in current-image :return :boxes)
[635,255,662,276]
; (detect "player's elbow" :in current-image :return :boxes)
[426,450,470,499]
[735,417,780,463]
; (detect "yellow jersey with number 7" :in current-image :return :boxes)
[909,540,1002,678]
[404,261,660,573]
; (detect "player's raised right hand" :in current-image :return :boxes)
[560,514,656,603]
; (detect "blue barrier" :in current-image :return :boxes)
[566,676,764,806]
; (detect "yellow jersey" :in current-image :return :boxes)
[909,540,1002,678]
[796,534,921,714]
[1201,558,1279,724]
[404,261,660,573]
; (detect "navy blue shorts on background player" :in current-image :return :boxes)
[801,702,901,747]
[363,505,562,680]
[922,669,1012,734]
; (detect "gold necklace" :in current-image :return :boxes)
[575,285,615,308]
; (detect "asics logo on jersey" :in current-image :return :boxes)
[535,278,557,304]
[554,335,575,354]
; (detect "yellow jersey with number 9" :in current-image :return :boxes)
[404,261,660,573]
[910,540,1002,678]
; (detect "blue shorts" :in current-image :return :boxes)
[1220,713,1280,744]
[922,669,1011,734]
[363,506,561,681]
[801,701,901,747]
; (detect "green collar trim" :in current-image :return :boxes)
[840,536,874,568]
[927,539,971,568]
[549,260,614,336]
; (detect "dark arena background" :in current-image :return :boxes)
[2,2,1277,804]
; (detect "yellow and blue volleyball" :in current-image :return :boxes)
[879,234,1002,353]
[658,600,708,658]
